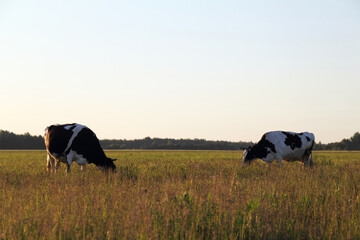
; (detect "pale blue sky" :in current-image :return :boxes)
[1,0,359,143]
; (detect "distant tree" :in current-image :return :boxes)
[350,132,360,149]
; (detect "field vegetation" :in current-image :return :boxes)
[1,150,360,239]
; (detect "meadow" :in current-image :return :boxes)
[1,150,360,239]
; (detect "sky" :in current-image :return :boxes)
[0,0,359,143]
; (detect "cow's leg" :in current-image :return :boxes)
[66,163,71,173]
[65,152,74,174]
[46,154,54,173]
[303,150,313,167]
[274,154,283,167]
[262,153,276,165]
[54,159,61,172]
[47,154,59,173]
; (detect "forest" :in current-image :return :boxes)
[0,129,359,150]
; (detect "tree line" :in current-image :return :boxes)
[101,137,252,150]
[0,129,359,150]
[0,131,44,149]
[315,132,360,151]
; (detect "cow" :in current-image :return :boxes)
[242,131,315,167]
[44,123,116,173]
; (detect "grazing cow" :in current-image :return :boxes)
[44,123,116,173]
[242,131,315,167]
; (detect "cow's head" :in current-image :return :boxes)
[242,146,254,167]
[98,158,117,172]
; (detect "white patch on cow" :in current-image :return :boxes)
[65,149,88,164]
[64,125,73,130]
[64,150,89,172]
[74,152,88,166]
[64,124,87,153]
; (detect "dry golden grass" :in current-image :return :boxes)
[1,150,360,239]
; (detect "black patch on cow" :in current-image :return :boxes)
[70,127,116,171]
[45,125,74,155]
[282,131,302,150]
[245,134,276,161]
[306,136,310,142]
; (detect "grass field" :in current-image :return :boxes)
[1,150,360,239]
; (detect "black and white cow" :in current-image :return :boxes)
[44,123,116,173]
[242,131,315,167]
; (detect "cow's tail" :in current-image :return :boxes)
[44,126,49,138]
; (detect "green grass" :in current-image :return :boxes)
[1,150,360,239]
